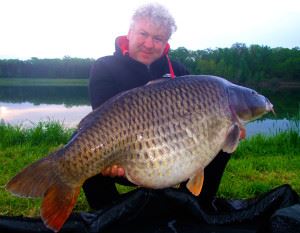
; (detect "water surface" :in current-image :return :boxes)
[0,101,91,128]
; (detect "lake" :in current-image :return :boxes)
[0,85,299,137]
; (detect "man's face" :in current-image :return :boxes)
[127,18,169,66]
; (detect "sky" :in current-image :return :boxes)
[0,0,300,60]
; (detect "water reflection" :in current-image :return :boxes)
[246,118,299,137]
[0,86,89,106]
[0,102,91,128]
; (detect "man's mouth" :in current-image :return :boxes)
[140,48,153,54]
[141,51,152,55]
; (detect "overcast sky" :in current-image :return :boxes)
[1,0,299,60]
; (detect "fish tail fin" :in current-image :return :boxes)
[42,184,81,232]
[6,152,81,232]
[6,155,57,198]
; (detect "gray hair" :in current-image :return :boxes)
[130,3,177,39]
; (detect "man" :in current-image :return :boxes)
[84,3,231,210]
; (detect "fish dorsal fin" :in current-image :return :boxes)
[186,169,204,196]
[222,123,241,153]
[145,78,168,86]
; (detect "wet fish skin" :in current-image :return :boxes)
[6,75,273,232]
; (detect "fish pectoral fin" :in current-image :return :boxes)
[222,123,241,153]
[41,183,81,233]
[186,169,204,196]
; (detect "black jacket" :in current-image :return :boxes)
[88,37,189,109]
[84,36,230,210]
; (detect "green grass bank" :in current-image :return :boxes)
[0,121,299,217]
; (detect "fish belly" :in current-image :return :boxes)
[123,152,201,188]
[120,119,230,189]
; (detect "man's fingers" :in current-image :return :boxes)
[111,165,118,177]
[117,167,125,177]
[101,165,125,177]
[101,167,111,176]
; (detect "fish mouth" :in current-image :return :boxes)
[265,98,276,116]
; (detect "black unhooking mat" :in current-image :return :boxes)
[1,184,299,233]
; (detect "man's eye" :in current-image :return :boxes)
[139,32,148,37]
[153,37,162,42]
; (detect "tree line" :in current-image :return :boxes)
[0,43,299,85]
[0,56,93,79]
[169,43,300,85]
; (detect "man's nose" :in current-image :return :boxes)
[144,36,154,48]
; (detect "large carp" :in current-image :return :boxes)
[6,75,273,232]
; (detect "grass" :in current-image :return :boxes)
[0,121,79,217]
[0,121,299,217]
[218,130,300,198]
[0,78,88,86]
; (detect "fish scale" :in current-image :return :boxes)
[6,75,273,232]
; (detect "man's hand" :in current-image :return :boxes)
[101,165,125,177]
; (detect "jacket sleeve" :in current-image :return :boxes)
[88,58,121,110]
